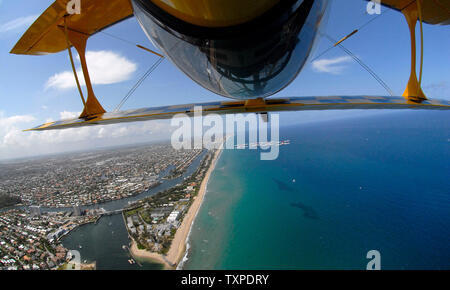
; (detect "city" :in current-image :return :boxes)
[0,207,98,270]
[0,142,205,270]
[0,144,201,207]
[124,151,214,257]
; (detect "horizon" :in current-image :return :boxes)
[1,0,449,160]
[0,108,444,162]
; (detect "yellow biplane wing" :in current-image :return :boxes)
[10,0,133,55]
[26,96,450,131]
[378,0,450,25]
[10,0,449,56]
[10,0,450,132]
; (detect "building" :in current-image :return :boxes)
[167,211,180,223]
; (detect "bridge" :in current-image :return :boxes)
[101,209,124,216]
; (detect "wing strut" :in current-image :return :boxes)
[61,17,106,119]
[63,17,87,114]
[402,1,427,102]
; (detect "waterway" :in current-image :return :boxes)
[2,150,206,269]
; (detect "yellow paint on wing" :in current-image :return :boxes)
[11,0,133,55]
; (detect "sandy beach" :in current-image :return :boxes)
[129,147,223,269]
[130,240,172,269]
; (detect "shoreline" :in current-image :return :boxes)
[129,147,223,269]
[130,239,173,269]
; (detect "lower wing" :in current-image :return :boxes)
[26,96,450,131]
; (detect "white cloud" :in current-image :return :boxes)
[46,71,76,90]
[0,113,35,129]
[0,111,173,160]
[312,56,352,74]
[59,111,80,120]
[46,50,137,90]
[0,15,38,33]
[0,113,36,155]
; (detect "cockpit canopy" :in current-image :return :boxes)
[132,0,328,100]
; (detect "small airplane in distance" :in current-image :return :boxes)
[10,0,450,131]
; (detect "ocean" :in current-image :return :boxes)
[183,110,450,270]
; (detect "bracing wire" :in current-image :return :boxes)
[97,30,165,112]
[99,30,137,47]
[114,57,164,112]
[339,43,394,96]
[64,17,87,111]
[100,30,164,57]
[320,32,395,96]
[308,1,396,97]
[311,7,391,62]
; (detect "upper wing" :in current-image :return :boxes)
[26,96,450,131]
[378,0,450,25]
[10,0,133,55]
[12,0,450,55]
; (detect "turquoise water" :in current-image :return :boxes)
[184,111,450,270]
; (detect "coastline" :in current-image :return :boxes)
[129,148,223,269]
[130,239,173,269]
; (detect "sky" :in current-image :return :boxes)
[0,0,449,160]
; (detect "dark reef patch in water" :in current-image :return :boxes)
[272,178,297,193]
[290,202,319,220]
